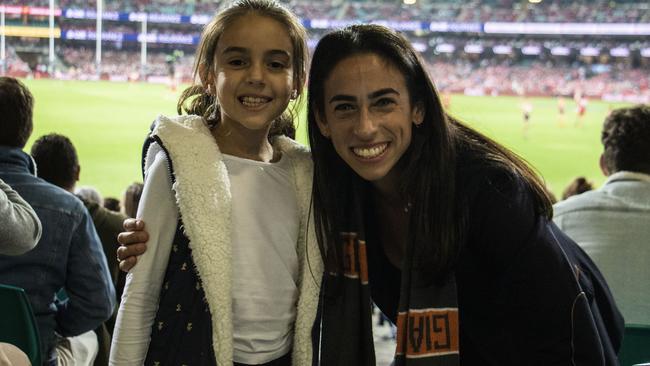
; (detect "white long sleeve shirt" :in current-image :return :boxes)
[110,115,322,366]
[111,151,302,364]
[0,178,42,255]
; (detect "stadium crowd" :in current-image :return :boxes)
[9,41,648,100]
[9,0,650,22]
[3,0,647,99]
[57,46,194,81]
[429,61,650,99]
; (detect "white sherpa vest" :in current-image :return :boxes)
[144,114,323,366]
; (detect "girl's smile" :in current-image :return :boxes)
[238,95,273,109]
[213,14,294,135]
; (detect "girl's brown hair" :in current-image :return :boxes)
[177,0,308,139]
[123,182,144,218]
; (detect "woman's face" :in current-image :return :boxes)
[316,53,423,187]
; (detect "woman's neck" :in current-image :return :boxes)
[371,176,410,270]
[371,168,403,205]
[372,186,411,217]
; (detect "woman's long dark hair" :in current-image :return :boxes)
[307,25,552,282]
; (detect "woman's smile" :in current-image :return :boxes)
[318,53,423,185]
[351,142,389,160]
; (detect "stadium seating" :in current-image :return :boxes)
[0,284,42,366]
[618,324,650,366]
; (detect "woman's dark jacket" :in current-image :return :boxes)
[318,161,624,365]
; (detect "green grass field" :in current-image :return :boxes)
[21,78,630,200]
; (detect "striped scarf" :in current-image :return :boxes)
[318,198,460,366]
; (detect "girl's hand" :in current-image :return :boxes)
[116,219,149,272]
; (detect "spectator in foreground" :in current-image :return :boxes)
[0,343,30,366]
[30,133,127,365]
[0,77,115,365]
[554,104,650,325]
[30,133,126,285]
[0,178,41,366]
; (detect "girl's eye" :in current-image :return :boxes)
[268,61,287,69]
[228,59,246,67]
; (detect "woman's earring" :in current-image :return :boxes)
[290,89,298,100]
[205,83,212,94]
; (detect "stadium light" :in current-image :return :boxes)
[403,0,417,5]
[550,46,570,56]
[493,45,512,55]
[49,0,54,73]
[96,0,102,76]
[580,46,600,57]
[411,42,427,52]
[435,43,455,54]
[141,14,147,81]
[464,44,484,54]
[528,0,542,3]
[521,45,541,55]
[610,47,630,57]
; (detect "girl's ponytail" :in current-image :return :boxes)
[269,111,296,140]
[177,85,220,128]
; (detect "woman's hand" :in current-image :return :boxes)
[116,218,149,272]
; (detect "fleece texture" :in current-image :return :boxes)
[146,115,323,365]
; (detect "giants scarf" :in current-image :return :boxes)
[318,194,460,366]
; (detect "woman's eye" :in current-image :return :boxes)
[334,103,355,112]
[375,98,396,107]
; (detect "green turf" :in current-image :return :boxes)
[447,95,626,197]
[21,78,630,200]
[23,79,179,200]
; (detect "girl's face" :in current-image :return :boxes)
[316,53,423,188]
[211,14,295,133]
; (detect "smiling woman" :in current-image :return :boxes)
[307,24,624,366]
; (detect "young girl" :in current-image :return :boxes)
[109,1,322,365]
[307,25,623,365]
